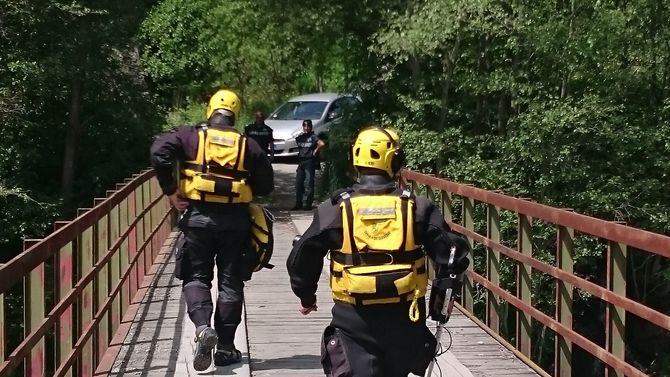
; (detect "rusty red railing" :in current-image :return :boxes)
[401,169,670,377]
[0,170,175,377]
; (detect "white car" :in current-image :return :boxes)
[266,92,361,157]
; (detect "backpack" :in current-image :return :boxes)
[241,203,275,280]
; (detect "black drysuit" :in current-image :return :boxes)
[150,122,274,348]
[287,175,469,377]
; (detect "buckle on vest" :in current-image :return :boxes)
[381,253,394,265]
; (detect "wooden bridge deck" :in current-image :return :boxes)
[104,163,541,377]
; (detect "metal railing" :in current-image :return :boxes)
[401,169,670,377]
[0,170,174,377]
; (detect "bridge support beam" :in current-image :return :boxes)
[555,225,574,377]
[462,197,475,313]
[55,221,74,377]
[606,240,626,377]
[486,204,501,335]
[517,214,532,358]
[24,239,44,377]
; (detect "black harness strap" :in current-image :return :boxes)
[200,127,209,201]
[229,136,246,203]
[399,190,411,252]
[183,162,249,180]
[330,249,424,266]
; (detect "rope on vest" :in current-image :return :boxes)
[409,287,421,322]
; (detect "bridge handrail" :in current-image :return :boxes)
[0,169,175,377]
[401,169,670,377]
[0,170,155,295]
[401,170,669,258]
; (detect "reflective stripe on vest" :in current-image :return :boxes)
[179,127,252,204]
[329,191,428,306]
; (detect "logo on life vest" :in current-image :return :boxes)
[363,221,391,240]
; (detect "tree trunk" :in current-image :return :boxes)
[560,0,575,99]
[497,93,511,135]
[438,34,461,129]
[408,55,423,92]
[61,78,82,207]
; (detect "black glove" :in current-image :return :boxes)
[428,278,462,323]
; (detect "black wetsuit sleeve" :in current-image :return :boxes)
[150,126,190,196]
[245,137,274,196]
[420,200,470,276]
[286,208,340,307]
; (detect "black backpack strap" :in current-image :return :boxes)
[399,190,412,252]
[200,126,209,202]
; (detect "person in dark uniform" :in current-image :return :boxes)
[150,89,273,371]
[244,111,274,161]
[287,126,470,377]
[293,119,325,210]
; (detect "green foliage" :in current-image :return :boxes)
[0,184,58,262]
[0,0,163,256]
[2,0,670,374]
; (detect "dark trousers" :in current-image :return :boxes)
[179,227,247,346]
[322,301,433,377]
[296,161,315,207]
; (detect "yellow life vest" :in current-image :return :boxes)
[179,125,253,204]
[329,190,428,319]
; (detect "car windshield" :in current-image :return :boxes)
[270,101,328,120]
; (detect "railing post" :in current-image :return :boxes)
[24,239,44,377]
[0,286,4,364]
[78,209,94,377]
[149,178,158,260]
[440,190,453,223]
[517,214,532,357]
[0,288,4,364]
[126,179,139,299]
[555,225,574,377]
[462,196,475,313]
[133,182,145,283]
[94,198,110,363]
[426,186,435,206]
[117,184,130,313]
[486,204,501,334]
[107,190,121,336]
[423,184,437,280]
[142,180,152,273]
[606,239,627,377]
[55,221,73,377]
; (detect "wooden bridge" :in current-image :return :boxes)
[0,163,668,377]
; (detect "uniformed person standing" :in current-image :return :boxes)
[293,119,325,210]
[287,127,470,377]
[244,111,274,161]
[150,89,273,371]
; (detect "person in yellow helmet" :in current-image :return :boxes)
[151,89,273,371]
[287,126,469,377]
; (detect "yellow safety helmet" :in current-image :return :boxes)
[206,89,241,121]
[352,127,404,178]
